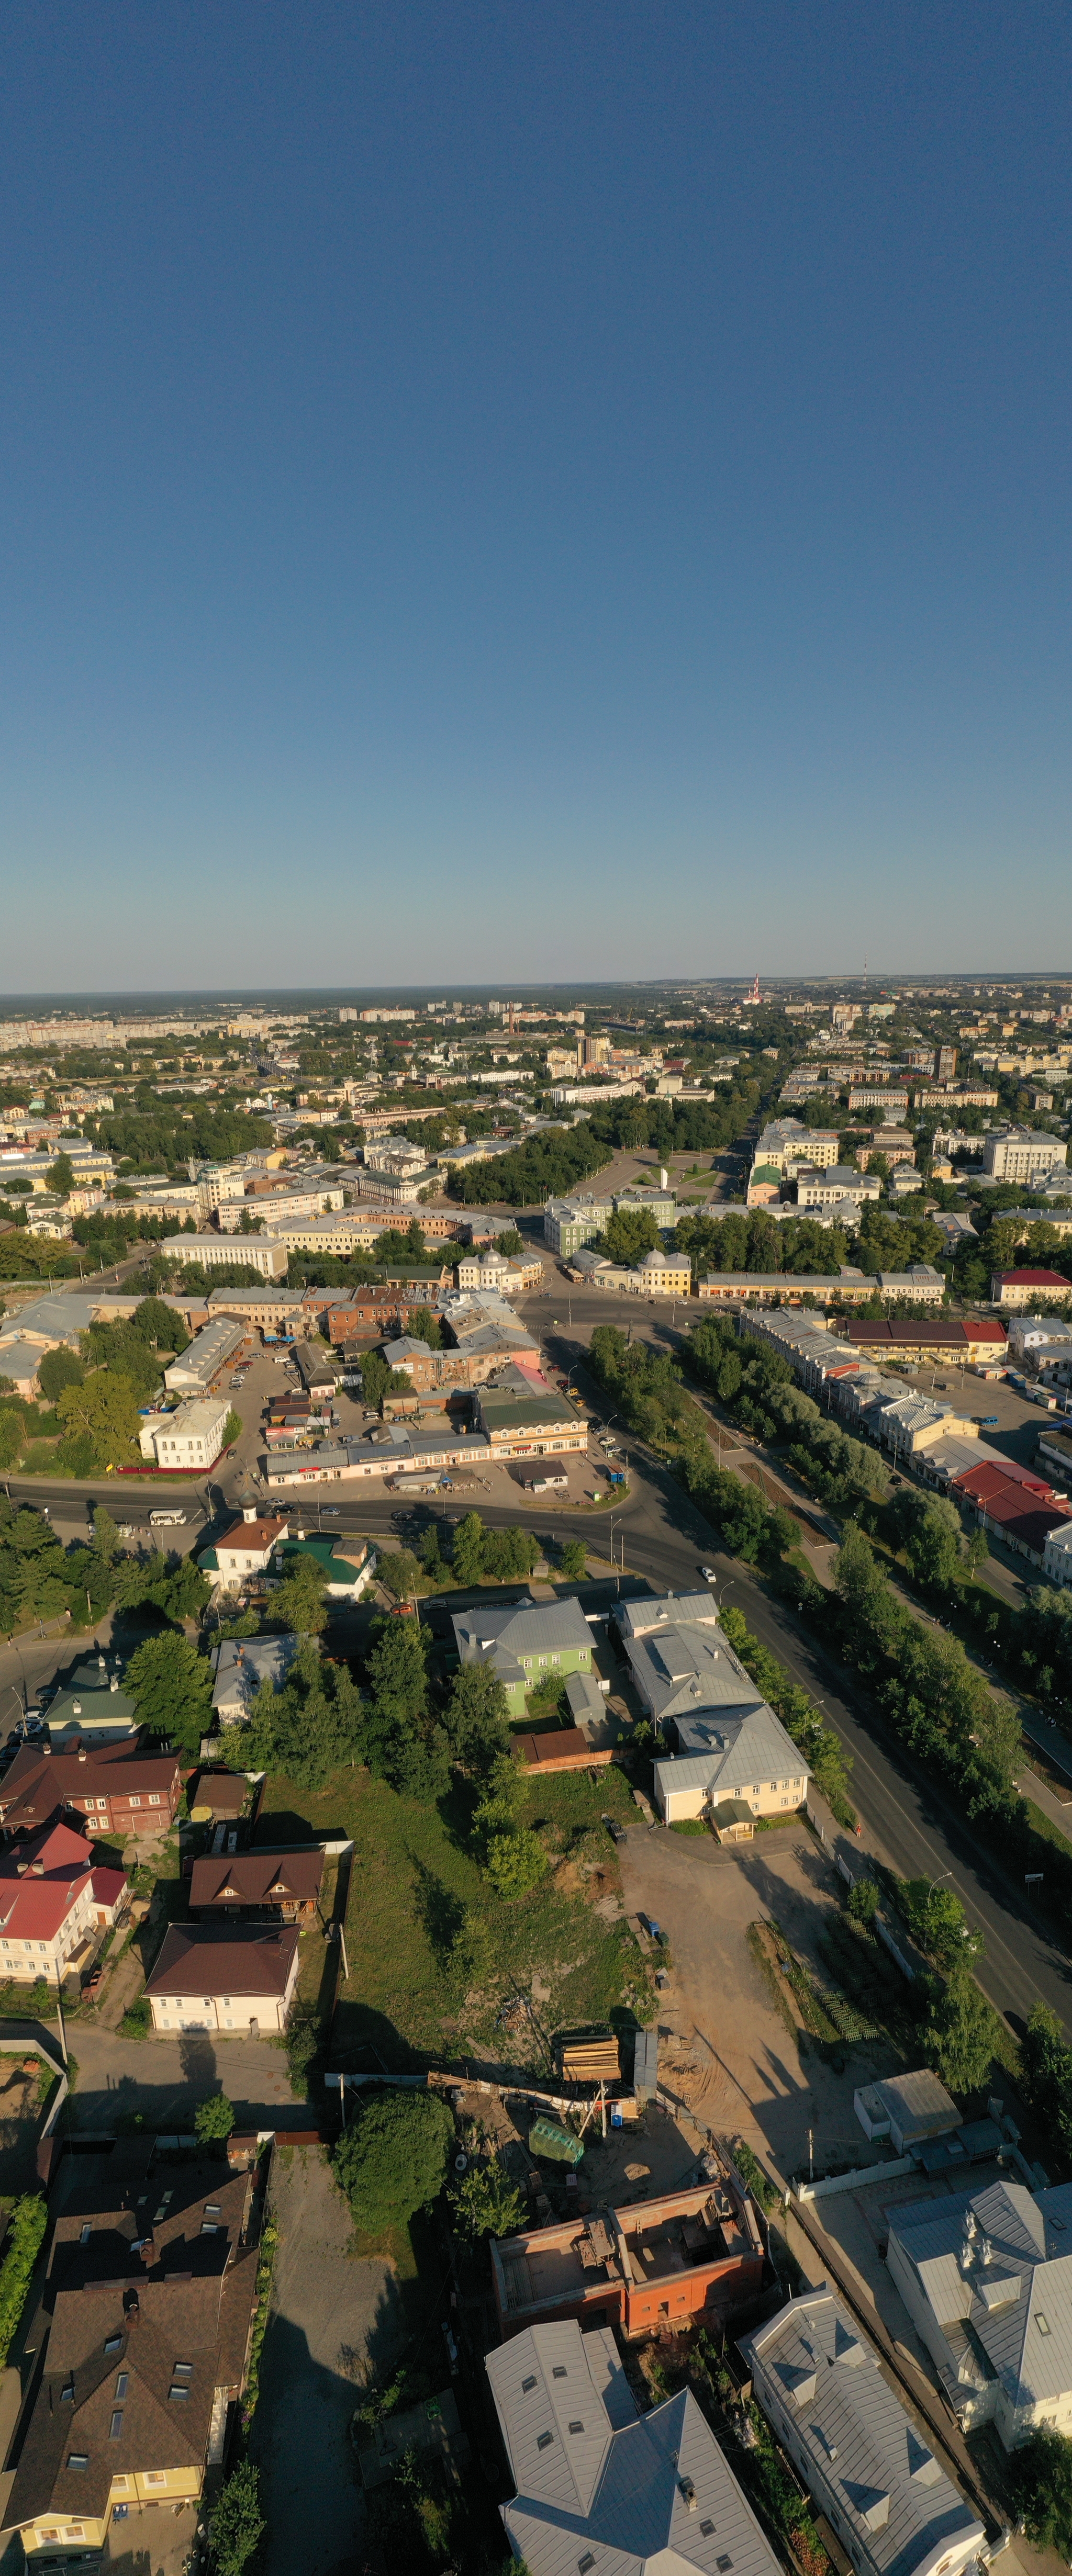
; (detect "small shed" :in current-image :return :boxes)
[854,2069,960,2155]
[187,1768,251,1825]
[710,1798,755,1844]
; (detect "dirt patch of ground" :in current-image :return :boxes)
[618,1824,903,2184]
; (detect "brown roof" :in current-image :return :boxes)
[8,2153,256,2531]
[845,1317,1007,1348]
[0,1742,180,1834]
[189,1848,323,1910]
[216,1515,289,1552]
[145,1922,299,2000]
[187,1768,249,1816]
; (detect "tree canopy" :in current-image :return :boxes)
[333,2087,454,2232]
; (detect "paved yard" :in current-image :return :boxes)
[250,2145,410,2576]
[618,1821,902,2181]
[59,2024,309,2133]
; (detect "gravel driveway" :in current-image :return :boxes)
[250,2144,409,2576]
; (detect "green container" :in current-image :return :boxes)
[529,2117,585,2167]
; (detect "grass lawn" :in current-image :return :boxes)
[254,1756,650,2078]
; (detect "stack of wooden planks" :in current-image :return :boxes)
[559,2032,620,2086]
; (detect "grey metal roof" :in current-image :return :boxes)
[454,1599,593,1662]
[742,2291,984,2576]
[652,1700,810,1807]
[488,2321,784,2576]
[889,2179,1072,2416]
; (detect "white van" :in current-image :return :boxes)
[149,1508,188,1528]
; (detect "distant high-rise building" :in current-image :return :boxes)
[935,1045,957,1080]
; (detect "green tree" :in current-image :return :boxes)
[37,1346,84,1402]
[847,1877,880,1925]
[125,1630,213,1756]
[132,1295,189,1353]
[448,2161,526,2241]
[558,1539,587,1580]
[495,1228,523,1257]
[486,1827,549,1899]
[333,2087,454,2232]
[450,1509,486,1587]
[1019,2005,1072,2166]
[604,1206,661,1266]
[194,2091,234,2145]
[402,1309,443,1349]
[56,1369,141,1471]
[47,1152,75,1196]
[1010,2428,1072,2562]
[209,2461,265,2576]
[897,1877,980,1971]
[92,1505,120,1564]
[443,1663,511,1784]
[376,1549,424,1601]
[922,1962,994,2094]
[264,1559,329,1635]
[361,1349,389,1411]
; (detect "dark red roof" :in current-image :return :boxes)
[145,1922,299,1998]
[955,1461,1056,1503]
[995,1269,1071,1287]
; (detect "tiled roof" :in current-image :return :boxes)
[215,1515,289,1553]
[0,1819,125,1941]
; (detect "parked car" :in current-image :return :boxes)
[698,1564,716,1580]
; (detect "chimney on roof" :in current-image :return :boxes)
[77,1748,87,1763]
[109,1678,117,1693]
[72,1701,82,1717]
[123,2288,140,2324]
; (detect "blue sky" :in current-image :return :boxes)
[2,2,1069,990]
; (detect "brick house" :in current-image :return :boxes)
[0,1743,182,1842]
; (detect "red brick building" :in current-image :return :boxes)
[0,1742,182,1842]
[490,2176,766,2342]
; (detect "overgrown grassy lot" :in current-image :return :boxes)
[254,1757,650,2075]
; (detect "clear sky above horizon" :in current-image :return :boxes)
[2,3,1069,992]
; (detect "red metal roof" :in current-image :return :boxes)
[0,1818,127,1942]
[995,1269,1071,1287]
[955,1461,1055,1503]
